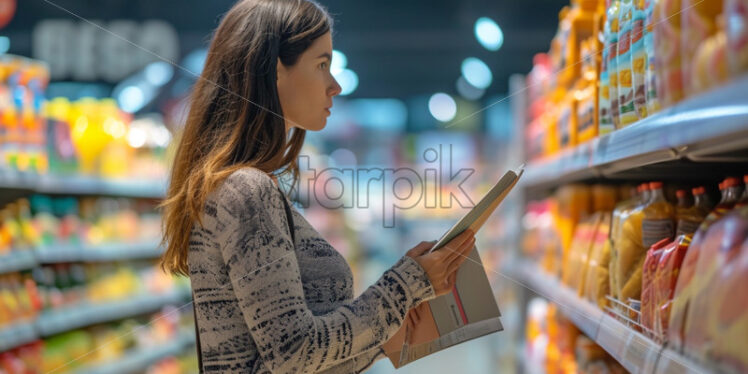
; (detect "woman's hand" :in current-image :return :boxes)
[405,230,476,297]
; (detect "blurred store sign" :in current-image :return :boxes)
[32,19,179,82]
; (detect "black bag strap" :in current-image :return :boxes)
[192,184,296,373]
[192,290,204,373]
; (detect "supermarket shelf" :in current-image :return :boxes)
[0,250,37,274]
[0,169,167,198]
[513,260,716,374]
[77,330,195,374]
[35,240,163,264]
[523,75,748,189]
[0,288,190,353]
[0,321,37,352]
[37,288,190,337]
[0,241,163,275]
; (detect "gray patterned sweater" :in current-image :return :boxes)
[187,167,437,373]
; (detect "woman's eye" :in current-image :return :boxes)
[320,62,328,69]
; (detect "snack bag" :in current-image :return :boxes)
[617,0,639,126]
[641,238,668,338]
[653,234,692,339]
[631,0,648,119]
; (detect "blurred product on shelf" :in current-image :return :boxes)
[0,272,40,331]
[522,175,748,373]
[35,306,192,373]
[0,55,171,181]
[524,0,748,161]
[0,196,160,255]
[43,97,171,180]
[525,298,626,374]
[0,341,43,374]
[0,56,50,173]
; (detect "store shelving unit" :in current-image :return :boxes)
[0,169,167,198]
[77,330,195,374]
[512,77,748,373]
[0,241,164,276]
[0,287,190,352]
[35,240,164,264]
[0,250,37,274]
[511,260,714,374]
[522,76,748,191]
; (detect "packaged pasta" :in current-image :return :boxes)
[653,234,692,338]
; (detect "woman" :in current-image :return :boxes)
[160,0,476,372]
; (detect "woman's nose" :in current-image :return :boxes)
[329,77,342,97]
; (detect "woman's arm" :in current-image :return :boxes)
[213,169,436,374]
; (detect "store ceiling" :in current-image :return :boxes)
[5,0,564,98]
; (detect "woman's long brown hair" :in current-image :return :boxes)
[160,0,332,276]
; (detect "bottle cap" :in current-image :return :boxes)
[649,181,663,189]
[676,189,687,198]
[692,187,705,195]
[725,177,740,188]
[719,182,725,190]
[744,175,748,185]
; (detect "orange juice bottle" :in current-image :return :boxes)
[654,0,684,107]
[607,0,622,128]
[681,0,723,97]
[631,0,648,119]
[618,0,639,126]
[675,187,711,236]
[642,181,676,249]
[725,0,748,76]
[644,0,661,114]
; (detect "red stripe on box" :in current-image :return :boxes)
[451,286,468,325]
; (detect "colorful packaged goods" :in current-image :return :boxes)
[610,183,648,302]
[606,0,622,128]
[558,92,579,149]
[654,0,684,107]
[644,0,661,115]
[575,38,600,143]
[725,0,748,76]
[692,14,729,94]
[668,177,743,350]
[631,0,648,119]
[582,213,613,308]
[640,237,668,339]
[682,206,748,360]
[681,0,724,97]
[599,5,615,135]
[0,56,50,173]
[675,187,712,236]
[617,0,639,126]
[652,234,691,338]
[564,185,617,294]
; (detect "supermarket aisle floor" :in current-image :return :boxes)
[367,334,506,374]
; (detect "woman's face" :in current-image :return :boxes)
[277,32,342,132]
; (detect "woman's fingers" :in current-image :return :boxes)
[446,239,475,273]
[406,240,436,258]
[444,236,475,263]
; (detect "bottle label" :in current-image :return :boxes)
[676,219,702,237]
[642,218,674,248]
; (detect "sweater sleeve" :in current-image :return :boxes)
[215,170,436,374]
